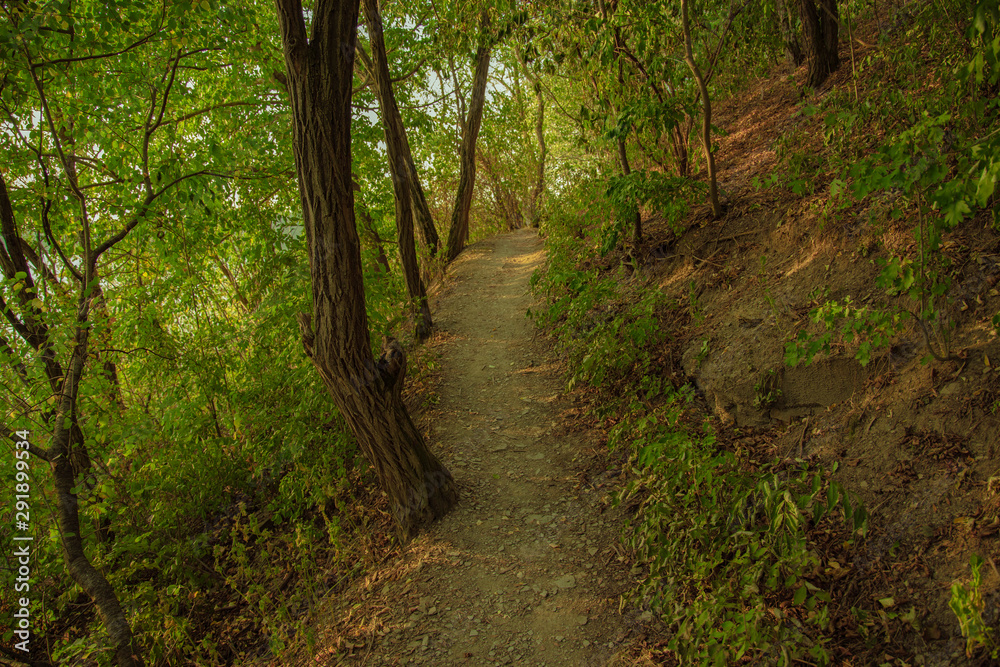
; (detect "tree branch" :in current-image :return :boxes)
[0,293,33,344]
[0,330,31,386]
[274,0,310,69]
[94,169,224,258]
[142,50,183,197]
[8,117,84,281]
[33,30,159,68]
[168,100,274,125]
[355,41,427,91]
[0,171,49,340]
[1,425,52,462]
[24,47,96,281]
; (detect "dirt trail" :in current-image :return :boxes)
[344,229,640,665]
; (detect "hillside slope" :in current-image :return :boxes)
[531,4,1000,665]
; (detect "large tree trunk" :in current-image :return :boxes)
[445,12,492,263]
[275,0,457,537]
[354,29,440,258]
[681,0,722,220]
[361,0,433,341]
[798,0,840,87]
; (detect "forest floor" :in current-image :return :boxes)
[271,10,1000,666]
[287,229,654,666]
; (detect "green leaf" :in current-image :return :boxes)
[942,198,972,227]
[976,165,998,206]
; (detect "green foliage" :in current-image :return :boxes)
[695,337,710,366]
[1,0,998,661]
[0,0,430,661]
[533,262,667,389]
[769,123,821,196]
[536,187,868,665]
[603,170,701,255]
[784,1,1000,365]
[618,394,866,665]
[950,554,999,659]
[529,176,682,391]
[785,297,909,367]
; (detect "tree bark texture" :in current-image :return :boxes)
[1,173,144,667]
[798,0,840,87]
[52,313,145,667]
[445,12,492,263]
[275,0,457,537]
[681,0,722,219]
[354,26,440,258]
[361,0,433,341]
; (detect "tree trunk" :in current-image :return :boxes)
[361,0,433,341]
[615,136,643,254]
[407,160,440,257]
[1,172,144,667]
[275,0,457,537]
[798,0,840,87]
[669,123,690,177]
[52,316,145,667]
[606,10,642,255]
[445,12,492,263]
[529,81,546,228]
[354,32,440,258]
[777,0,805,66]
[357,203,392,275]
[681,0,722,220]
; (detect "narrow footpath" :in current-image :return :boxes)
[304,229,648,666]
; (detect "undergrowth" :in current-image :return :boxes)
[531,190,869,665]
[529,2,1000,664]
[775,0,1000,368]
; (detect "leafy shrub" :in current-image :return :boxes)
[603,170,702,254]
[618,390,867,665]
[950,554,998,659]
[785,297,909,367]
